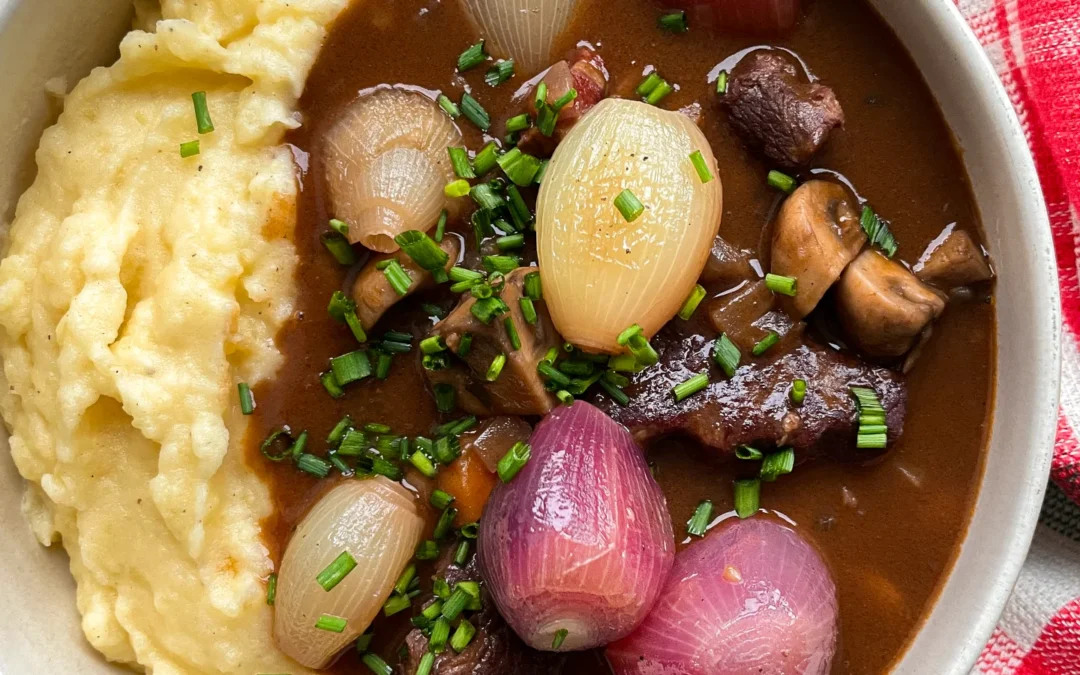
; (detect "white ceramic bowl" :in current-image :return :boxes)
[0,0,1059,673]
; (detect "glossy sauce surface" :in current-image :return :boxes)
[247,0,995,672]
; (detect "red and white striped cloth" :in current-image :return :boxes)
[955,0,1080,673]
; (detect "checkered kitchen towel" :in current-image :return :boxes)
[955,0,1080,673]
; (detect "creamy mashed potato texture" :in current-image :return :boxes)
[0,1,349,672]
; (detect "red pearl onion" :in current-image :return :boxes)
[607,518,838,675]
[477,401,674,651]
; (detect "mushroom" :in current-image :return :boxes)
[351,235,461,330]
[913,224,993,290]
[835,249,946,358]
[770,180,865,317]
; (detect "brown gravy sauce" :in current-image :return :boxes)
[246,0,996,672]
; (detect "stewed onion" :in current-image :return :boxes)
[536,99,723,353]
[324,87,462,253]
[607,518,838,674]
[478,402,674,651]
[461,0,578,75]
[659,0,802,34]
[273,478,424,667]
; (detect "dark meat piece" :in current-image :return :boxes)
[722,50,844,167]
[352,236,461,330]
[700,235,755,287]
[708,280,804,352]
[599,326,905,463]
[913,224,994,290]
[426,268,560,415]
[517,47,608,157]
[398,553,563,675]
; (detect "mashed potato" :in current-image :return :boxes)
[0,1,349,672]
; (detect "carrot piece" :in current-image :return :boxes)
[437,448,497,526]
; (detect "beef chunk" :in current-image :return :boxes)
[398,554,563,675]
[708,280,803,352]
[517,47,607,157]
[426,268,560,415]
[700,235,756,287]
[599,326,905,463]
[722,50,844,167]
[352,236,460,330]
[913,225,994,290]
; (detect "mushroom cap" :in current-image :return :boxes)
[770,180,864,317]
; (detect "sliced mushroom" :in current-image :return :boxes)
[836,250,946,358]
[425,268,561,415]
[771,180,865,317]
[351,235,460,330]
[913,224,993,290]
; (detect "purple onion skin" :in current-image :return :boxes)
[478,401,675,652]
[607,518,838,675]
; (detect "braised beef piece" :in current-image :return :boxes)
[352,236,461,330]
[598,326,905,463]
[397,553,563,675]
[708,280,804,353]
[913,225,994,290]
[722,50,844,167]
[425,268,560,415]
[517,47,608,157]
[700,235,756,287]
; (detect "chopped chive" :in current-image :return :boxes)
[614,189,645,222]
[486,353,507,381]
[420,336,447,354]
[636,73,663,97]
[716,70,729,94]
[430,489,455,511]
[851,386,888,449]
[552,88,578,111]
[316,550,358,591]
[617,324,643,346]
[765,273,798,297]
[448,147,476,179]
[237,383,255,415]
[434,209,448,242]
[506,185,532,228]
[429,616,451,653]
[556,389,574,404]
[345,310,368,343]
[288,431,309,461]
[453,539,470,566]
[461,93,491,131]
[381,332,412,346]
[321,231,357,265]
[736,445,764,461]
[646,79,674,105]
[687,500,713,536]
[329,218,350,236]
[603,370,629,387]
[471,296,509,324]
[659,10,688,32]
[423,598,445,620]
[485,59,515,86]
[415,539,439,560]
[393,563,417,596]
[409,450,438,478]
[445,179,472,198]
[191,91,214,134]
[297,453,332,478]
[761,447,795,482]
[432,435,461,464]
[315,614,348,633]
[457,40,487,71]
[627,333,659,367]
[506,113,531,133]
[433,507,458,540]
[266,573,277,605]
[497,233,525,251]
[672,372,709,402]
[321,370,345,398]
[689,150,714,184]
[535,159,550,184]
[180,140,200,157]
[860,205,899,258]
[470,182,503,212]
[752,332,780,356]
[503,317,521,351]
[260,428,295,461]
[713,334,741,377]
[434,383,456,413]
[457,333,474,357]
[375,259,393,271]
[552,628,569,650]
[524,271,542,300]
[328,290,354,321]
[473,142,499,176]
[538,360,571,387]
[678,284,707,320]
[497,441,531,483]
[598,378,630,407]
[519,297,538,324]
[327,416,354,447]
[449,266,484,283]
[460,521,480,539]
[791,379,807,405]
[375,351,393,379]
[451,618,477,652]
[767,169,797,194]
[734,479,761,519]
[421,303,446,319]
[355,632,374,653]
[497,148,543,186]
[441,587,470,621]
[330,350,372,385]
[482,255,519,275]
[361,652,393,675]
[383,260,413,296]
[383,592,411,617]
[438,94,461,119]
